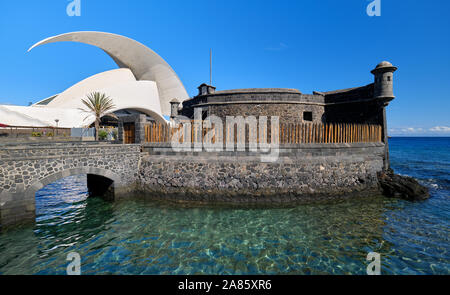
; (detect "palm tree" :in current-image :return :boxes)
[80,92,117,141]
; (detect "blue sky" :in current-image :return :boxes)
[0,0,449,136]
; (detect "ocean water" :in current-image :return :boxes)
[0,137,448,275]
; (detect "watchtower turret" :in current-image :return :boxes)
[371,61,397,100]
[170,98,180,119]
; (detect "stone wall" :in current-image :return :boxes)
[181,89,325,124]
[138,143,384,204]
[323,84,384,124]
[0,141,386,228]
[181,86,389,127]
[207,103,325,124]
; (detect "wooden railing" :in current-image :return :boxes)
[145,121,383,144]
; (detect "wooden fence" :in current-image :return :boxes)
[145,122,383,144]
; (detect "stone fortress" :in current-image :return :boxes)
[132,61,400,205]
[0,32,428,229]
[178,61,396,128]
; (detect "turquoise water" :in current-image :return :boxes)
[0,137,449,274]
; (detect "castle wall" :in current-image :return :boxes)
[0,141,385,228]
[180,86,387,126]
[324,100,384,124]
[181,90,325,124]
[322,84,384,124]
[138,143,385,204]
[207,103,325,124]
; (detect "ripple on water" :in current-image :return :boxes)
[1,138,450,275]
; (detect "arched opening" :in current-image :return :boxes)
[87,174,115,201]
[35,173,116,204]
[32,168,120,222]
[34,174,115,244]
[23,168,122,223]
[89,108,167,128]
[27,168,120,198]
[35,174,90,224]
[84,108,167,141]
[101,109,154,126]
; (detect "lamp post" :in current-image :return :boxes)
[55,119,59,137]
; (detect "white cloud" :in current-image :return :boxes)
[390,127,423,133]
[429,126,450,132]
[265,43,289,51]
[404,127,423,132]
[389,126,450,136]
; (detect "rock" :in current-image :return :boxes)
[377,169,430,201]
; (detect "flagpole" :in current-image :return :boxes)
[210,49,212,85]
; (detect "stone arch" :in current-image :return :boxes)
[84,107,168,127]
[114,107,168,124]
[24,167,122,200]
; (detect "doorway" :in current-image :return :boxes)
[124,123,135,144]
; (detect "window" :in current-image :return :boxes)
[201,86,208,95]
[303,112,313,122]
[387,76,391,81]
[202,109,208,120]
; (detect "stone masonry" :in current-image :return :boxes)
[0,141,385,229]
[0,143,141,228]
[181,89,326,124]
[137,143,385,204]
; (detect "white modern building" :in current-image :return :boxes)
[0,31,189,128]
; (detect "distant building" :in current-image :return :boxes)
[0,31,189,128]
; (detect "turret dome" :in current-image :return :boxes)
[376,61,393,68]
[371,61,397,74]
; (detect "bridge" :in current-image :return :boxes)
[0,143,141,228]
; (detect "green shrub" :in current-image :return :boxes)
[47,132,54,137]
[32,132,42,137]
[98,129,108,140]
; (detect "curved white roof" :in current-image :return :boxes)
[0,105,86,128]
[29,31,189,116]
[0,68,168,128]
[36,68,166,124]
[47,68,137,107]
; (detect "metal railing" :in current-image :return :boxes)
[0,126,71,138]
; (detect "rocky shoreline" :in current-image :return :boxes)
[133,146,430,205]
[377,169,430,201]
[134,173,429,205]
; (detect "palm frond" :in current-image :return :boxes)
[80,92,117,121]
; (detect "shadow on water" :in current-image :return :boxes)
[0,175,115,274]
